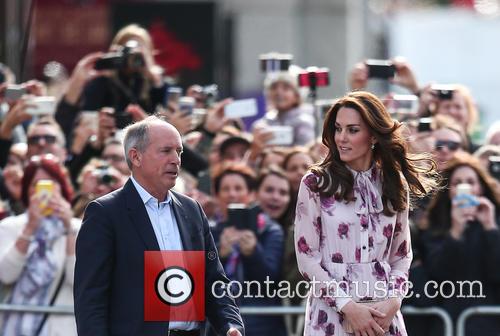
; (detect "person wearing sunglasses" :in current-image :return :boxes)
[431,117,468,171]
[26,118,67,163]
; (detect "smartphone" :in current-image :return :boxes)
[455,183,480,208]
[489,155,500,181]
[224,98,258,118]
[4,84,26,100]
[227,203,259,233]
[36,179,54,216]
[179,96,195,116]
[431,84,455,100]
[366,59,395,79]
[267,126,294,146]
[417,117,432,133]
[25,96,56,116]
[79,111,99,133]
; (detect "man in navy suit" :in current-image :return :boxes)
[74,116,244,336]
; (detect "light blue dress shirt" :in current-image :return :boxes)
[131,176,200,332]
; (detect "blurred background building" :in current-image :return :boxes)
[1,0,499,139]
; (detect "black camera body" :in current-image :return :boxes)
[366,59,395,79]
[95,166,115,185]
[432,85,455,100]
[489,156,500,181]
[94,41,145,72]
[259,52,293,72]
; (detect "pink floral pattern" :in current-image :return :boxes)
[295,167,412,335]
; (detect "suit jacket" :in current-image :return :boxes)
[74,179,244,336]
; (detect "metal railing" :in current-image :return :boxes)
[4,303,498,336]
[456,306,500,336]
[402,306,453,336]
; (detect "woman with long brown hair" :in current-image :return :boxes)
[294,91,438,335]
[421,152,500,336]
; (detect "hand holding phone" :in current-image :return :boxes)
[267,126,294,146]
[36,179,54,216]
[224,99,258,118]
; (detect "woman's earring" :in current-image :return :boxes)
[371,143,375,150]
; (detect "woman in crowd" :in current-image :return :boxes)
[211,163,286,336]
[295,91,437,335]
[421,152,500,336]
[282,147,315,195]
[81,24,167,119]
[0,154,80,335]
[256,165,292,229]
[252,68,315,146]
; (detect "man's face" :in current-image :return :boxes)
[131,123,183,198]
[102,143,129,175]
[27,125,66,162]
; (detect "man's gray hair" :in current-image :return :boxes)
[123,116,166,169]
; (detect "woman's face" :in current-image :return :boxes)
[449,165,483,199]
[261,152,285,169]
[436,92,469,129]
[285,152,314,192]
[334,107,374,171]
[217,174,253,209]
[28,168,62,198]
[257,174,291,220]
[268,81,298,112]
[432,128,464,171]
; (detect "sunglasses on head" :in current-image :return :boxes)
[435,140,461,151]
[27,134,57,145]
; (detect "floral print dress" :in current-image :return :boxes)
[294,166,412,336]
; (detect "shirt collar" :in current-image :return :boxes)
[130,175,172,205]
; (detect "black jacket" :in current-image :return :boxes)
[74,179,245,336]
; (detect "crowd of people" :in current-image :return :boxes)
[0,23,499,336]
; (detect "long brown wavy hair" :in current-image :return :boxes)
[310,91,439,216]
[426,152,500,236]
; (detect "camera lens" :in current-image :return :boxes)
[100,173,113,185]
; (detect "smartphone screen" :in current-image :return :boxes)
[36,180,54,216]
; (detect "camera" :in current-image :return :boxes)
[201,84,218,108]
[417,117,433,133]
[432,84,455,100]
[298,67,330,88]
[259,52,293,73]
[94,166,115,185]
[94,40,145,72]
[366,59,395,79]
[4,84,27,101]
[489,156,500,181]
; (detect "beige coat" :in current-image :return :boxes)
[0,213,81,335]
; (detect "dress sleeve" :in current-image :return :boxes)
[294,173,352,312]
[388,191,413,301]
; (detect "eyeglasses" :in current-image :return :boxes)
[435,140,461,151]
[27,135,57,146]
[102,154,125,163]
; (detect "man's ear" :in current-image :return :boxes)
[129,148,142,167]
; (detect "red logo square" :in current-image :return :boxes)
[144,251,205,321]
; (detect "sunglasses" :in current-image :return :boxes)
[102,154,125,163]
[28,134,57,146]
[435,140,461,151]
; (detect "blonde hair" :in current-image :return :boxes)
[111,24,153,52]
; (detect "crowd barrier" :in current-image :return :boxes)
[0,303,498,335]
